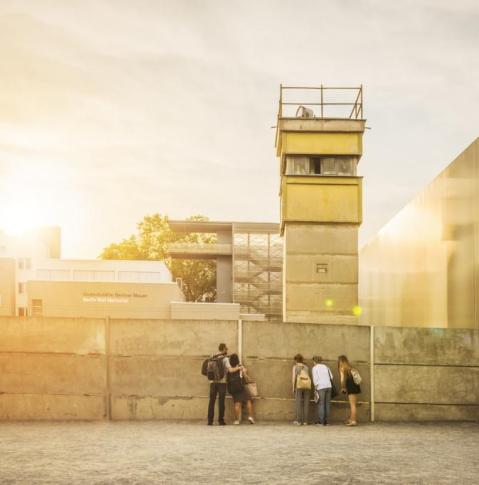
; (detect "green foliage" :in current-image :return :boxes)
[99,214,216,302]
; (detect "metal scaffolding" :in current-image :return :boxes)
[232,223,282,320]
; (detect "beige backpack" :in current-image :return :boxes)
[296,365,312,390]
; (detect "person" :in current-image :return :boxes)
[292,354,311,425]
[227,353,255,425]
[207,343,231,426]
[312,355,333,426]
[338,355,361,426]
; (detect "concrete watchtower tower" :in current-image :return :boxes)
[275,85,366,324]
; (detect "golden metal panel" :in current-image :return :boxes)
[280,132,363,156]
[281,176,362,226]
[359,138,479,329]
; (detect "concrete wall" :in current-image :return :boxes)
[0,317,106,420]
[243,321,370,422]
[283,224,359,324]
[373,326,479,421]
[170,302,240,320]
[0,316,476,422]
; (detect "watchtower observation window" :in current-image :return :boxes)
[285,156,357,176]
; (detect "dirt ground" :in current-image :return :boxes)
[0,421,478,484]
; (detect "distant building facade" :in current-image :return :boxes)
[0,227,184,318]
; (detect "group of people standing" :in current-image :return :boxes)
[206,343,361,426]
[293,353,361,427]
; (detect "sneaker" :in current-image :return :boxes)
[248,416,255,424]
[219,421,226,426]
[207,422,213,426]
[302,423,308,426]
[234,420,240,425]
[345,421,357,426]
[323,421,329,426]
[293,421,301,425]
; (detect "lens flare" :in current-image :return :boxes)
[352,305,362,316]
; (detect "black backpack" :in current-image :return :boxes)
[201,354,226,381]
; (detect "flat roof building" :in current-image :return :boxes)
[0,226,184,319]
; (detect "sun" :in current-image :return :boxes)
[1,166,61,236]
[2,205,45,236]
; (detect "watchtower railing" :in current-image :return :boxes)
[278,85,363,120]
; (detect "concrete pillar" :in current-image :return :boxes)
[216,256,232,302]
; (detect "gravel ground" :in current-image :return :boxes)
[0,421,478,484]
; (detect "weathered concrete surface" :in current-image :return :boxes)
[254,398,370,423]
[111,395,369,423]
[112,396,235,421]
[110,356,208,397]
[244,321,369,362]
[110,319,238,356]
[285,283,358,312]
[245,358,370,401]
[375,365,479,405]
[0,394,105,420]
[1,422,478,484]
[285,311,359,325]
[1,317,477,423]
[375,403,479,422]
[285,223,358,255]
[0,353,106,395]
[375,326,479,365]
[0,317,105,354]
[285,254,358,283]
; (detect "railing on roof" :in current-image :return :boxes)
[278,85,363,120]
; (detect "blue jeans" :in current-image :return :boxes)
[317,387,332,424]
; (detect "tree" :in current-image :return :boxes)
[100,214,216,302]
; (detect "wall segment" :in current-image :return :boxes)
[0,316,476,422]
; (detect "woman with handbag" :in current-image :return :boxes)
[292,354,311,425]
[228,353,255,425]
[338,354,361,426]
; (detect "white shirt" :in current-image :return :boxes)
[312,363,333,390]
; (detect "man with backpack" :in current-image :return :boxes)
[205,343,231,426]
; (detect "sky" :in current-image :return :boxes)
[0,0,478,258]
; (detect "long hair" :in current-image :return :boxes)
[338,355,352,373]
[230,353,240,367]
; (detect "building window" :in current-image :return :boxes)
[73,270,95,281]
[18,282,26,294]
[36,269,51,279]
[18,307,27,317]
[94,271,115,282]
[18,259,24,270]
[50,270,71,281]
[286,155,358,176]
[32,299,43,317]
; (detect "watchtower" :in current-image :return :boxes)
[275,85,366,323]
